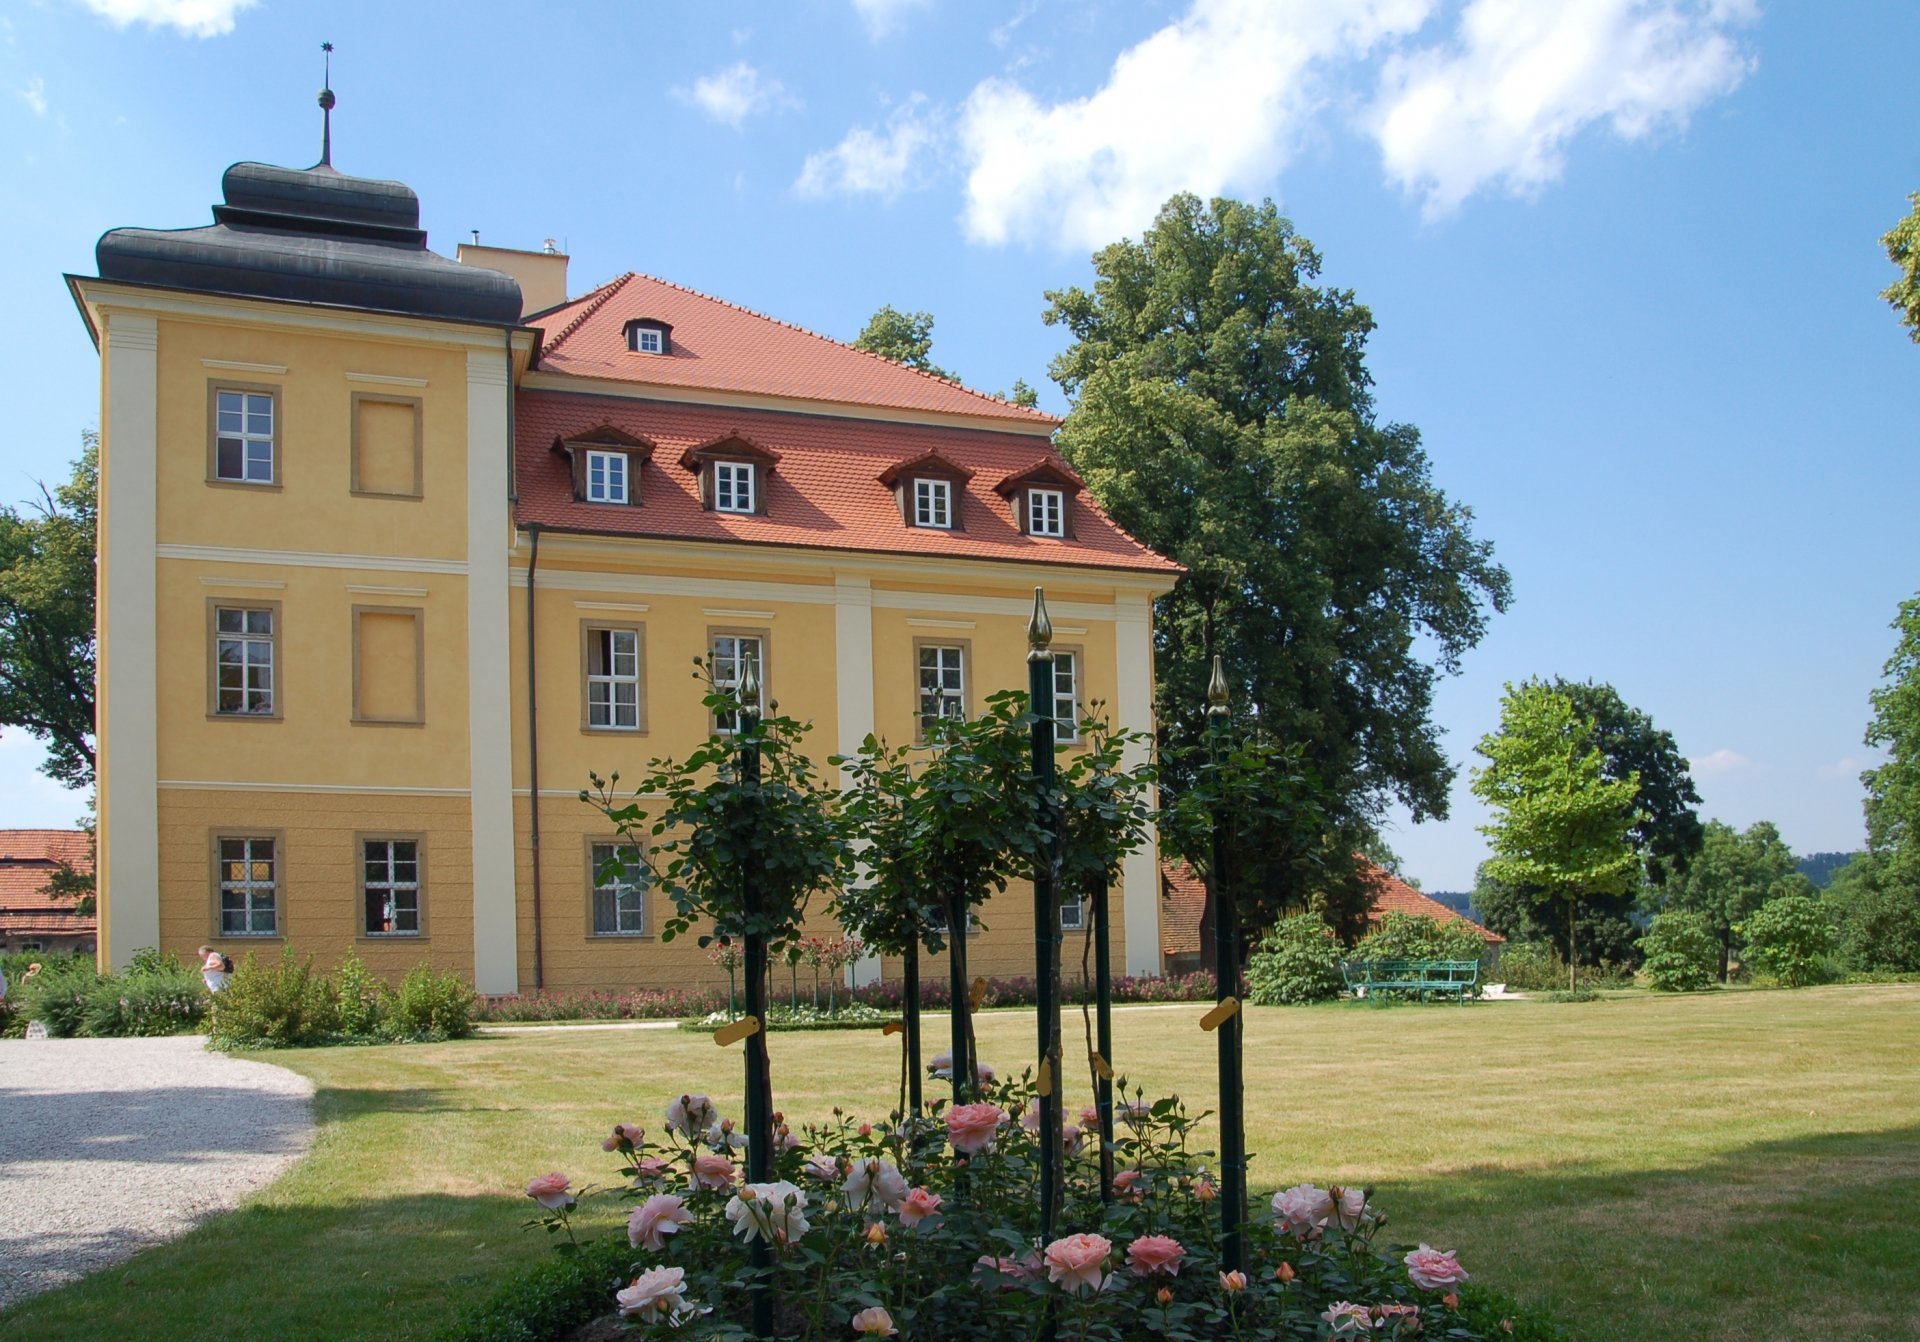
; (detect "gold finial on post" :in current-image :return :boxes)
[738,649,761,710]
[1206,654,1230,717]
[1027,586,1054,662]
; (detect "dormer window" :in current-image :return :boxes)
[1027,488,1065,537]
[715,462,756,514]
[995,458,1084,539]
[914,478,953,529]
[585,449,628,504]
[680,432,778,516]
[553,424,654,507]
[879,450,974,532]
[626,319,672,355]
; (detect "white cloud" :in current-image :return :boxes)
[795,95,943,199]
[853,0,931,39]
[1371,0,1758,217]
[1817,755,1868,779]
[679,62,792,128]
[74,0,258,38]
[18,76,46,117]
[1691,747,1752,776]
[957,0,1431,249]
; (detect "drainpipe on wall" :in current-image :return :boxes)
[525,521,545,991]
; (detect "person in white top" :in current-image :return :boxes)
[199,945,232,993]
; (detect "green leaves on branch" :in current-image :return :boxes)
[1881,192,1920,343]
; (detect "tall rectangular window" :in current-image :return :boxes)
[1052,651,1080,741]
[217,836,279,936]
[214,606,276,716]
[918,644,966,736]
[213,388,276,484]
[1028,489,1065,537]
[715,462,756,514]
[591,841,646,935]
[1060,890,1085,931]
[586,626,642,730]
[362,838,422,936]
[585,449,628,504]
[710,634,765,735]
[914,478,953,529]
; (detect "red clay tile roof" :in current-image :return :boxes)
[0,829,96,938]
[1155,857,1503,950]
[536,273,1060,428]
[515,391,1181,575]
[1361,863,1505,944]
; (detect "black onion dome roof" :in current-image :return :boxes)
[95,159,522,326]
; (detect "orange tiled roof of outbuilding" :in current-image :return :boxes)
[1155,857,1503,952]
[0,829,95,938]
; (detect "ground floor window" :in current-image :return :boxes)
[591,841,646,935]
[217,836,278,936]
[362,838,422,936]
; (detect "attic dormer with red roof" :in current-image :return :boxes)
[678,431,779,516]
[879,450,976,531]
[552,424,655,507]
[994,458,1085,539]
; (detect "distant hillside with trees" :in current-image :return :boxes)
[1796,851,1861,889]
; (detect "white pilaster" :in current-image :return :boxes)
[466,349,519,993]
[1114,591,1163,976]
[101,313,160,969]
[834,574,884,987]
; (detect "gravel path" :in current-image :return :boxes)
[0,1035,315,1309]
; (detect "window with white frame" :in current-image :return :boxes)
[215,606,275,716]
[585,449,628,504]
[1060,889,1085,931]
[214,389,276,484]
[218,836,279,936]
[714,462,756,513]
[1027,488,1066,537]
[1052,650,1080,741]
[710,634,765,734]
[586,627,642,729]
[591,841,647,934]
[632,327,664,354]
[362,839,421,936]
[914,478,953,529]
[918,644,966,734]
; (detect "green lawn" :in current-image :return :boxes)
[4,985,1918,1341]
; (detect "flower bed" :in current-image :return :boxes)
[514,1067,1559,1341]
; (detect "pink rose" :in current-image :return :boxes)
[946,1102,1004,1154]
[1219,1270,1248,1293]
[627,1193,692,1252]
[850,1305,898,1336]
[1272,1182,1333,1235]
[725,1180,810,1245]
[1404,1244,1469,1292]
[803,1154,841,1183]
[1043,1232,1112,1295]
[897,1186,943,1228]
[1080,1105,1102,1129]
[1327,1184,1368,1232]
[524,1172,573,1210]
[1194,1177,1217,1203]
[1021,1099,1041,1133]
[616,1266,696,1325]
[631,1156,672,1183]
[843,1158,908,1213]
[1062,1124,1084,1158]
[1112,1168,1147,1200]
[1126,1234,1185,1277]
[691,1152,737,1192]
[1120,1099,1151,1124]
[974,1254,1036,1291]
[1322,1301,1375,1335]
[1373,1302,1421,1333]
[601,1121,645,1152]
[665,1093,718,1138]
[778,1127,802,1152]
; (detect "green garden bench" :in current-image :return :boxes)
[1339,959,1481,1003]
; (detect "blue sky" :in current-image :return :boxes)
[2,0,1916,890]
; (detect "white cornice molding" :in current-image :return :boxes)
[203,358,288,374]
[198,576,287,590]
[347,371,429,387]
[346,584,430,598]
[159,779,472,797]
[158,543,468,575]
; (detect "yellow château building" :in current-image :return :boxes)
[69,136,1179,996]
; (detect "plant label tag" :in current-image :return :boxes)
[1199,997,1240,1031]
[1036,1058,1053,1096]
[713,1015,760,1047]
[1089,1050,1114,1080]
[969,976,987,1010]
[881,1021,906,1036]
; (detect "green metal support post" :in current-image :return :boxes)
[737,653,774,1339]
[1027,588,1064,1239]
[1208,653,1247,1273]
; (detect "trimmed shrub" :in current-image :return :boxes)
[333,950,391,1037]
[207,945,340,1047]
[78,958,208,1036]
[1637,911,1719,991]
[13,956,100,1037]
[1353,911,1488,964]
[1493,941,1634,992]
[1244,914,1344,1005]
[386,963,477,1040]
[1826,876,1920,973]
[1742,895,1838,988]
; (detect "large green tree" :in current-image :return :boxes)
[852,305,957,381]
[1045,194,1509,922]
[1882,192,1920,343]
[0,435,97,790]
[1662,819,1811,981]
[1471,681,1642,989]
[1863,593,1920,886]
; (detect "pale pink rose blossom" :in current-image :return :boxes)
[615,1266,697,1325]
[842,1158,908,1213]
[1272,1183,1334,1235]
[601,1121,645,1152]
[1080,1105,1102,1129]
[975,1254,1036,1291]
[631,1156,672,1184]
[1404,1244,1470,1291]
[1219,1270,1248,1293]
[1125,1234,1185,1277]
[726,1180,811,1245]
[1322,1301,1376,1335]
[1062,1123,1084,1158]
[665,1094,718,1138]
[1021,1099,1042,1133]
[1112,1168,1147,1200]
[1120,1099,1151,1124]
[524,1172,573,1211]
[777,1127,802,1152]
[897,1186,943,1227]
[691,1152,737,1192]
[927,1051,996,1084]
[803,1154,841,1182]
[1372,1302,1421,1332]
[1327,1184,1368,1232]
[1194,1177,1217,1203]
[946,1102,1005,1154]
[1043,1232,1112,1295]
[851,1305,898,1336]
[627,1193,693,1252]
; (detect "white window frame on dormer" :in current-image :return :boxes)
[914,478,953,529]
[715,461,756,514]
[634,327,664,354]
[1028,488,1066,537]
[584,449,628,504]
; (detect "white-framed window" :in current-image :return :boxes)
[710,634,765,734]
[587,627,642,729]
[218,837,279,936]
[1052,650,1080,741]
[214,389,276,484]
[1028,488,1065,537]
[1060,890,1085,931]
[633,327,664,354]
[591,841,647,935]
[215,606,275,716]
[918,644,966,734]
[715,462,756,514]
[585,449,628,504]
[914,478,953,529]
[362,839,421,936]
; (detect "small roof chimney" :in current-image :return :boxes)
[455,239,570,319]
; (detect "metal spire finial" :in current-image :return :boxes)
[738,648,762,712]
[1206,653,1230,716]
[317,42,337,167]
[1026,586,1054,661]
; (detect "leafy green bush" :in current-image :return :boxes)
[1825,871,1920,973]
[207,945,340,1047]
[78,959,208,1037]
[13,956,100,1037]
[1637,911,1719,991]
[1742,895,1838,988]
[1492,941,1633,992]
[1245,914,1344,1004]
[433,1234,632,1342]
[1353,911,1488,964]
[1543,988,1602,1003]
[333,950,391,1037]
[385,963,477,1040]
